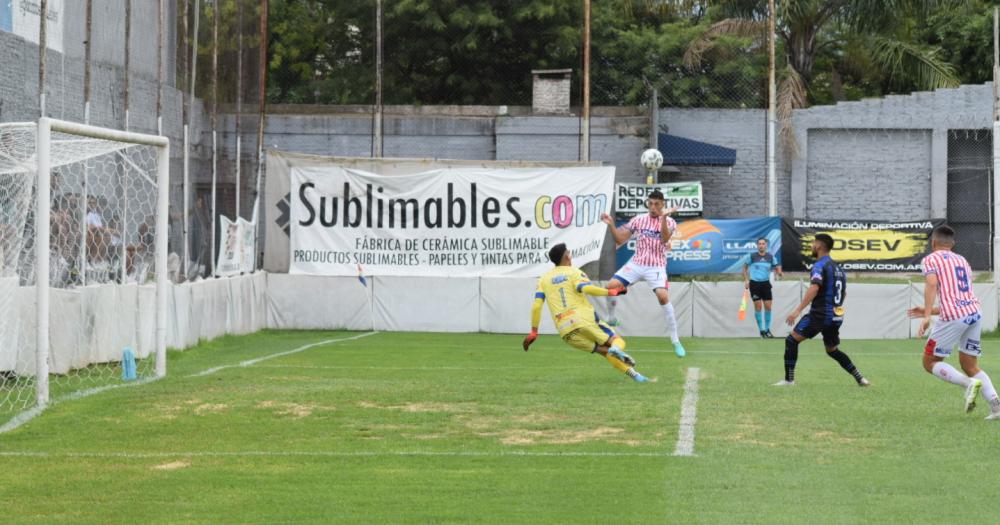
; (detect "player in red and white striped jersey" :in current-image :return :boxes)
[600,189,686,357]
[908,225,1000,419]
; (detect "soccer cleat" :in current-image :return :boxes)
[608,347,636,367]
[760,331,767,338]
[673,342,686,358]
[985,411,1000,421]
[626,368,650,382]
[965,379,982,413]
[772,379,795,387]
[606,317,620,327]
[858,377,871,387]
[764,330,774,338]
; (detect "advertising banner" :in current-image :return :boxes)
[615,216,781,274]
[289,166,615,277]
[614,182,703,218]
[781,219,945,272]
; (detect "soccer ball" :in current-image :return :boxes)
[640,148,663,171]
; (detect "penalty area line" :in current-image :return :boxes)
[0,449,676,459]
[673,367,701,457]
[189,331,379,378]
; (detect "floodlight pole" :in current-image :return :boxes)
[993,7,1000,285]
[767,0,777,217]
[580,0,591,162]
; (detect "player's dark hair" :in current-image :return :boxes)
[932,225,956,246]
[648,189,665,201]
[814,233,834,251]
[548,243,568,265]
[757,237,768,244]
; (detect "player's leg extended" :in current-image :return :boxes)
[605,276,628,326]
[654,286,685,357]
[598,335,650,382]
[776,316,814,386]
[956,320,1000,417]
[823,325,869,386]
[923,319,981,412]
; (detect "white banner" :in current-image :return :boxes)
[2,0,64,53]
[216,217,256,276]
[615,182,703,217]
[289,166,615,277]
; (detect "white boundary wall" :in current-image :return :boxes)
[6,272,993,378]
[265,274,999,339]
[0,274,266,377]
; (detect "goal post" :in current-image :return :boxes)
[0,118,170,417]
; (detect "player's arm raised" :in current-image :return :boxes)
[601,213,631,247]
[786,283,820,326]
[523,289,545,351]
[659,206,679,243]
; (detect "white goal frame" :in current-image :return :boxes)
[34,117,170,405]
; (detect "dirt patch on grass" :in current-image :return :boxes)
[499,426,625,445]
[256,400,335,419]
[194,403,229,415]
[152,460,190,471]
[358,400,472,413]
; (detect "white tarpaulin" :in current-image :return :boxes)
[372,276,480,332]
[215,216,256,276]
[289,165,614,277]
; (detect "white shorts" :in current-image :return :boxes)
[612,260,668,290]
[924,312,982,358]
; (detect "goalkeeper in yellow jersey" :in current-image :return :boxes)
[522,243,652,382]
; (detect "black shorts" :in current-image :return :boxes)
[748,280,772,302]
[794,314,841,348]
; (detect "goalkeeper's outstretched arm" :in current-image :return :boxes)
[578,283,626,297]
[524,292,545,351]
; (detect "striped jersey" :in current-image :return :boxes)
[625,213,676,267]
[922,250,980,321]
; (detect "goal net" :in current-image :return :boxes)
[0,118,169,423]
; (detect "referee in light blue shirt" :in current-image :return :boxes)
[742,238,783,338]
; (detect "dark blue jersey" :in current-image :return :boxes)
[809,256,845,320]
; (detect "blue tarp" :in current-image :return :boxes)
[658,133,737,166]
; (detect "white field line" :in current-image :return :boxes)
[0,377,161,435]
[0,332,379,435]
[254,364,594,371]
[0,449,673,459]
[188,332,378,377]
[673,367,701,457]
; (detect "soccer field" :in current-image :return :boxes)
[0,330,998,524]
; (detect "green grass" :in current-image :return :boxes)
[1,330,999,524]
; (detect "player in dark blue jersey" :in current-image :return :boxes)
[775,233,870,387]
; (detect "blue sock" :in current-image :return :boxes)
[754,310,764,331]
[764,310,772,331]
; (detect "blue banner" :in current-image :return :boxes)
[1,1,12,33]
[615,216,781,274]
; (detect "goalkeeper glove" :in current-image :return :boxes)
[607,287,627,297]
[523,329,538,351]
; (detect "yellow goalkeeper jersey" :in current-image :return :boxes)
[535,266,598,336]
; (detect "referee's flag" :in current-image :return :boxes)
[738,288,749,321]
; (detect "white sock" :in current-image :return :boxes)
[932,362,971,388]
[662,303,680,344]
[973,371,1000,412]
[607,297,618,319]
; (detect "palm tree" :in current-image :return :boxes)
[684,0,967,152]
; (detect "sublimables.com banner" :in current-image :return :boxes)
[289,166,614,277]
[781,219,945,272]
